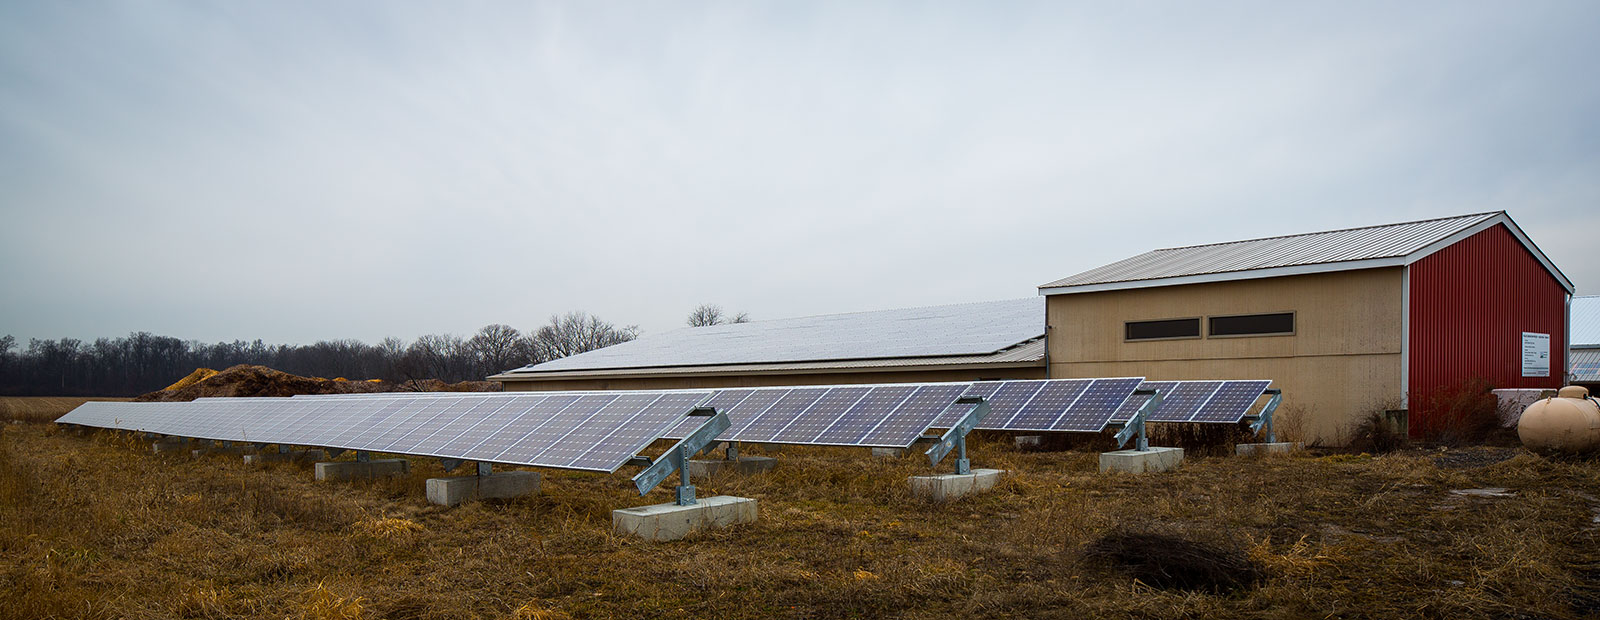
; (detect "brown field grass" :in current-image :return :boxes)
[2,423,1598,619]
[0,397,129,424]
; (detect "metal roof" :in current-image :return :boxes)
[497,297,1045,376]
[489,337,1046,381]
[1573,296,1600,348]
[1572,347,1600,383]
[1040,212,1573,295]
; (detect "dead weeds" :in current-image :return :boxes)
[0,428,1597,619]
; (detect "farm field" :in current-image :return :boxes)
[2,422,1598,619]
[0,397,130,424]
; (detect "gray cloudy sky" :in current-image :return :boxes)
[2,1,1597,346]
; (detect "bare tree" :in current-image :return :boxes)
[687,304,752,327]
[532,311,638,360]
[470,323,534,373]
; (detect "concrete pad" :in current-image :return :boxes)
[1099,447,1184,474]
[314,458,409,481]
[1013,435,1044,450]
[426,471,541,506]
[191,445,257,458]
[243,450,326,465]
[1235,442,1303,457]
[909,469,1003,502]
[688,456,778,478]
[612,495,757,542]
[870,447,905,458]
[151,440,189,454]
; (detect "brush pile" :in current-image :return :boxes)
[132,365,498,402]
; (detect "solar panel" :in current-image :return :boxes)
[567,392,712,472]
[1146,381,1224,422]
[1004,380,1092,430]
[812,385,918,444]
[487,393,615,463]
[769,386,871,444]
[1112,381,1178,422]
[858,384,970,447]
[739,388,829,443]
[529,392,664,468]
[966,380,1047,428]
[1190,380,1272,423]
[1052,378,1145,432]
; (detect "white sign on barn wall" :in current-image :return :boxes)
[1521,332,1550,378]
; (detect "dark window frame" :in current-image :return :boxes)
[1124,317,1203,342]
[1207,311,1296,338]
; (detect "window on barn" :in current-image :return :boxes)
[1208,312,1295,337]
[1125,318,1202,341]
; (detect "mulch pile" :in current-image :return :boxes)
[132,365,499,402]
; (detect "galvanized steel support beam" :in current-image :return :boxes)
[925,396,990,474]
[630,406,729,507]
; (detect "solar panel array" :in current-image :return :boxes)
[663,378,1146,443]
[59,391,714,473]
[1112,380,1272,423]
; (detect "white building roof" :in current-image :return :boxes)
[1574,296,1600,348]
[1040,211,1573,295]
[496,297,1045,377]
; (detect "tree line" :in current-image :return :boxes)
[0,304,753,397]
[0,311,639,397]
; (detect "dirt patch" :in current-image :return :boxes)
[132,365,499,402]
[1433,446,1522,469]
[1080,532,1263,594]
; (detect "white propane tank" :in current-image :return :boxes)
[1516,386,1600,454]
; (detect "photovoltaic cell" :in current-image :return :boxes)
[1112,381,1179,422]
[858,384,969,447]
[738,388,828,443]
[1146,381,1224,422]
[812,385,917,445]
[1051,378,1144,432]
[663,389,753,438]
[971,380,1047,428]
[409,396,522,455]
[1190,380,1271,423]
[448,394,570,459]
[769,386,871,444]
[567,392,712,472]
[487,393,616,463]
[932,382,1002,428]
[1004,380,1091,431]
[529,392,663,468]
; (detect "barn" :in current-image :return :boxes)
[491,211,1573,444]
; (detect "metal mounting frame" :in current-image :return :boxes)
[924,396,990,474]
[1244,389,1284,443]
[630,406,728,506]
[1113,388,1166,451]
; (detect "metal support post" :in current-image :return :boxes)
[1114,388,1165,451]
[725,441,739,461]
[925,396,990,474]
[440,458,463,473]
[477,462,492,477]
[631,405,729,507]
[1247,389,1283,443]
[278,444,290,454]
[356,450,371,463]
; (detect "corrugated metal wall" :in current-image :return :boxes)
[1408,224,1567,437]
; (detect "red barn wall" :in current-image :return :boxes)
[1407,224,1567,437]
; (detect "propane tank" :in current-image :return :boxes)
[1517,386,1600,454]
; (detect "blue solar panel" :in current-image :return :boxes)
[1190,380,1271,423]
[738,388,828,443]
[436,395,557,456]
[663,389,753,438]
[491,393,618,463]
[719,389,790,438]
[408,396,523,455]
[567,392,712,471]
[1051,378,1144,432]
[858,384,969,446]
[1112,381,1178,422]
[1004,380,1091,430]
[812,385,918,445]
[769,386,872,444]
[1146,381,1224,422]
[362,397,469,452]
[932,382,1002,427]
[972,380,1048,428]
[531,393,667,468]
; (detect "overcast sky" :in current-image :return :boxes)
[2,1,1596,346]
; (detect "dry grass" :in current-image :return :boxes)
[1,424,1598,619]
[0,397,129,424]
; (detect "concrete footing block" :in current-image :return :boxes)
[687,456,778,478]
[426,471,541,506]
[314,458,409,481]
[908,469,1003,501]
[1235,442,1303,457]
[612,495,757,542]
[1013,435,1044,450]
[151,440,189,454]
[243,450,326,465]
[192,445,256,458]
[870,447,905,458]
[1099,447,1184,474]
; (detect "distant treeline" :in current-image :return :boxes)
[0,311,639,397]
